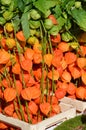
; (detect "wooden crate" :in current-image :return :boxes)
[0,102,76,130]
[60,97,86,113]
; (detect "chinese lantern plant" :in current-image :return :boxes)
[0,23,62,127]
[1,0,86,128]
[0,28,85,127]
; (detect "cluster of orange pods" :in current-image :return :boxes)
[0,25,86,129]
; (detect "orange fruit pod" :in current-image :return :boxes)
[48,14,58,25]
[33,68,46,81]
[52,56,62,68]
[48,69,59,81]
[4,87,17,102]
[20,58,33,73]
[24,48,34,60]
[26,75,36,87]
[0,37,7,49]
[52,49,63,68]
[19,72,30,84]
[33,68,42,81]
[4,103,14,116]
[53,48,63,58]
[64,52,77,65]
[47,95,58,104]
[33,52,42,64]
[61,70,71,82]
[60,57,67,70]
[76,86,86,100]
[28,101,38,115]
[52,104,61,114]
[21,86,41,101]
[81,69,86,85]
[1,78,9,88]
[57,81,68,91]
[33,42,42,53]
[21,87,32,101]
[0,49,10,64]
[69,66,81,79]
[0,122,8,129]
[40,102,51,116]
[50,33,61,45]
[67,82,76,95]
[55,87,66,99]
[44,53,53,67]
[67,94,76,99]
[58,42,70,52]
[77,57,86,69]
[78,45,86,56]
[12,62,21,74]
[0,88,3,99]
[31,86,41,100]
[16,31,26,42]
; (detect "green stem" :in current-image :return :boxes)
[45,66,49,102]
[25,101,32,123]
[20,70,32,123]
[3,26,8,38]
[40,58,45,102]
[13,74,25,121]
[13,29,32,123]
[51,66,55,96]
[40,20,47,54]
[13,100,21,120]
[48,34,55,105]
[48,34,53,54]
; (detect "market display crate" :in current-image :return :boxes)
[0,102,76,130]
[60,97,86,113]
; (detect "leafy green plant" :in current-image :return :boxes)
[54,115,86,130]
[0,0,86,40]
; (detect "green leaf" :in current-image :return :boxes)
[65,19,72,30]
[12,15,21,32]
[65,0,75,14]
[9,0,18,11]
[21,12,30,39]
[18,0,25,12]
[23,0,32,4]
[70,8,86,31]
[60,0,75,10]
[24,4,33,13]
[57,16,66,30]
[53,5,62,18]
[33,0,58,14]
[23,0,36,5]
